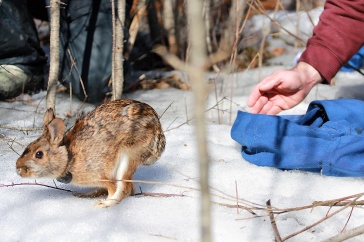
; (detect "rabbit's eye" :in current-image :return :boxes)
[35,151,43,159]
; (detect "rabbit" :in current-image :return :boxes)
[16,99,166,208]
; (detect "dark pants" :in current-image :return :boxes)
[1,0,132,103]
[58,0,132,103]
[0,0,46,76]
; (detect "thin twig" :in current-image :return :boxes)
[0,182,74,193]
[342,206,354,232]
[212,201,257,215]
[149,233,177,241]
[250,0,306,44]
[135,192,187,198]
[184,96,189,124]
[312,192,364,206]
[159,101,174,120]
[164,97,226,132]
[165,117,179,131]
[323,223,364,242]
[1,134,24,147]
[267,200,283,242]
[7,138,21,156]
[213,75,221,124]
[235,180,239,214]
[274,192,364,214]
[282,195,362,241]
[67,49,88,99]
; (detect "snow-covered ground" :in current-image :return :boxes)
[1,64,364,241]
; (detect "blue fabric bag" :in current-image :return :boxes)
[231,99,364,177]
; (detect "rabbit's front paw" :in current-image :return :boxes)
[94,199,119,208]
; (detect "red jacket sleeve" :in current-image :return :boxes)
[299,0,364,82]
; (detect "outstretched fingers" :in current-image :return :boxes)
[248,77,281,114]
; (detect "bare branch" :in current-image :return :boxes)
[164,97,226,132]
[67,49,88,100]
[267,200,283,242]
[282,195,362,241]
[235,180,239,214]
[250,1,306,44]
[323,224,364,242]
[0,182,74,193]
[159,101,174,120]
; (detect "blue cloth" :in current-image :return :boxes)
[231,99,364,177]
[341,46,364,72]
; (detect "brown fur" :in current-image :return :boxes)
[16,99,166,208]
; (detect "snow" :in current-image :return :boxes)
[1,64,364,241]
[2,8,364,242]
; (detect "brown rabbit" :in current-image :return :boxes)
[16,99,166,208]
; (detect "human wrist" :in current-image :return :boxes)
[294,61,323,88]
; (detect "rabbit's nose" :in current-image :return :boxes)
[16,167,23,175]
[16,166,27,176]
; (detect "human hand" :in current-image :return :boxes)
[247,62,323,115]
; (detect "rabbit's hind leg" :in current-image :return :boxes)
[94,182,118,208]
[94,152,137,208]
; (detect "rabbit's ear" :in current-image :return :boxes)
[44,108,56,126]
[47,118,66,146]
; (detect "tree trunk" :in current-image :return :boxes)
[218,0,244,56]
[163,0,178,54]
[187,1,211,241]
[147,0,163,45]
[46,0,60,111]
[112,0,126,100]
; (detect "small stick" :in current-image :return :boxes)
[159,101,174,120]
[0,182,74,193]
[323,223,364,242]
[213,77,221,124]
[1,134,24,147]
[341,206,354,232]
[249,1,306,44]
[149,233,177,241]
[184,96,189,124]
[282,196,362,241]
[7,139,21,156]
[135,192,187,198]
[212,201,257,215]
[69,82,73,115]
[313,201,364,207]
[165,117,179,131]
[67,49,88,99]
[267,200,283,242]
[235,180,239,214]
[164,97,226,132]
